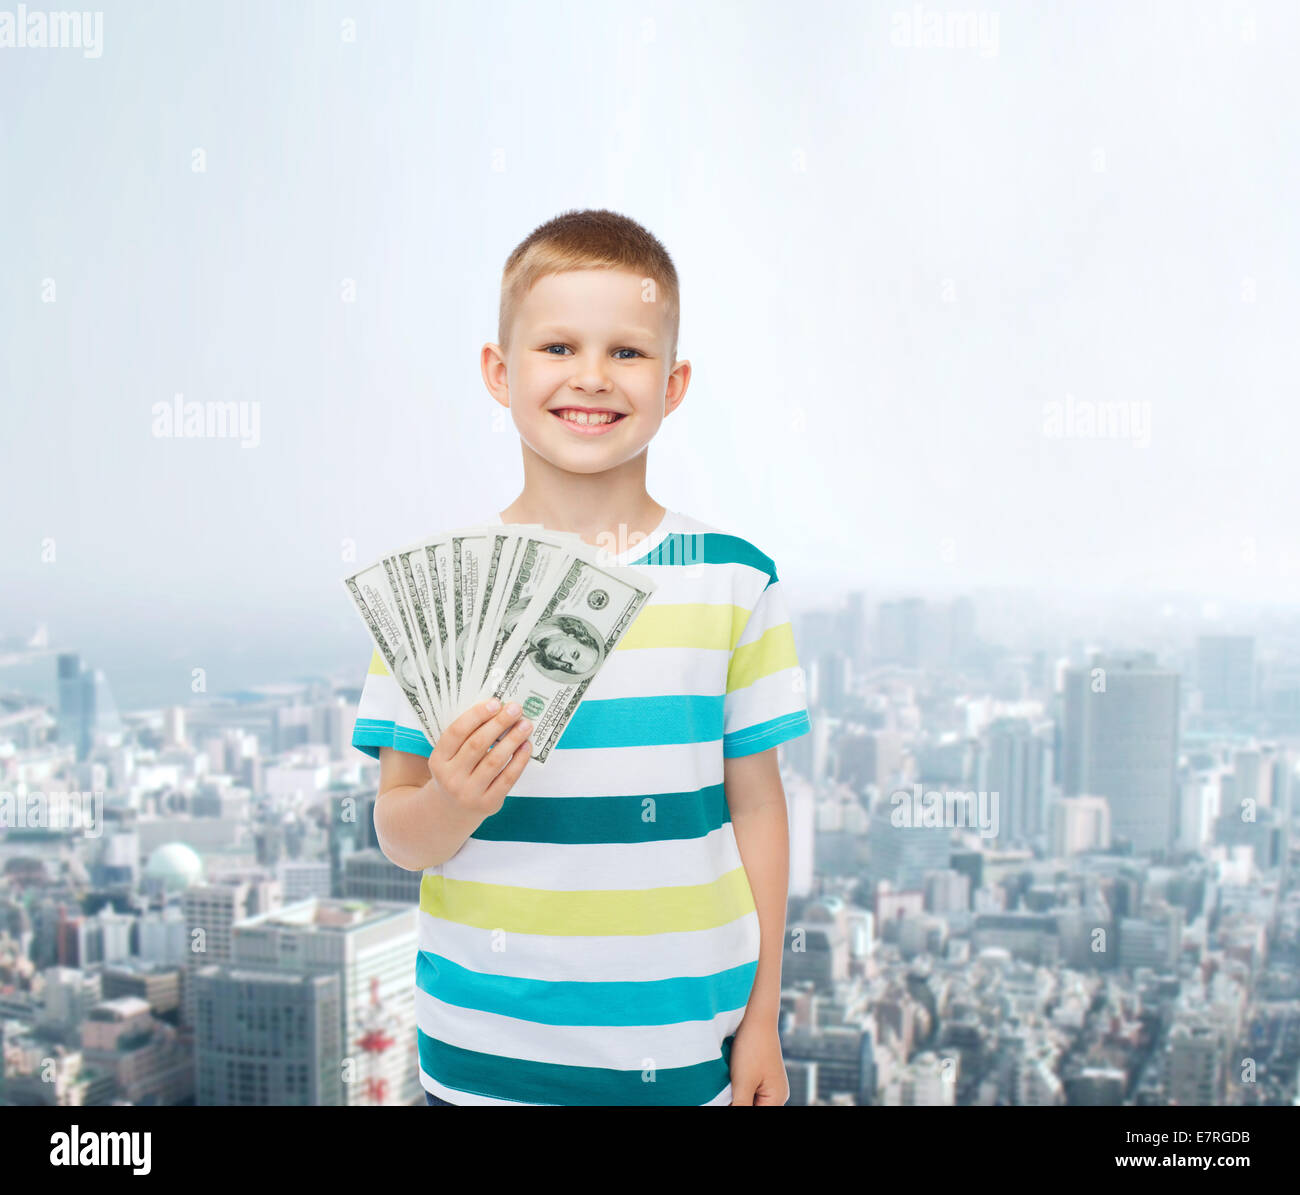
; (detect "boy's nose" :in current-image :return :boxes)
[570,358,614,384]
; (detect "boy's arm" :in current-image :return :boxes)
[373,745,486,871]
[724,745,790,1028]
[371,700,535,870]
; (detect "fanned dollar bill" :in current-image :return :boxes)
[342,522,655,766]
[343,560,442,745]
[480,551,656,764]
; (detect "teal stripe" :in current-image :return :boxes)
[559,693,722,747]
[417,950,756,1026]
[352,717,431,759]
[723,710,811,758]
[474,782,731,843]
[354,694,730,761]
[354,719,745,842]
[632,532,779,590]
[418,1026,735,1106]
[356,700,809,768]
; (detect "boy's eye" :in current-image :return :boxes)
[541,344,644,359]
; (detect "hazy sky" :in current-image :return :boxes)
[3,0,1298,702]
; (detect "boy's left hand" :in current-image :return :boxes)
[728,1016,789,1106]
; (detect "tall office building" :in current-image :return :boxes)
[839,730,904,790]
[781,1022,876,1105]
[975,717,1054,846]
[866,803,952,891]
[234,899,420,1105]
[1228,746,1266,807]
[1265,745,1294,885]
[182,882,256,1029]
[1196,635,1255,712]
[1118,903,1183,970]
[162,706,186,746]
[57,652,123,761]
[1048,795,1111,856]
[194,966,342,1105]
[783,900,851,992]
[191,897,418,1106]
[328,785,379,897]
[1166,1018,1225,1105]
[1062,652,1180,856]
[341,849,422,903]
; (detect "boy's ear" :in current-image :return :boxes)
[664,358,691,416]
[481,342,510,403]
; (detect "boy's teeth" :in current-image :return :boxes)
[558,410,617,425]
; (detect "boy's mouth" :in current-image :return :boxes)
[550,408,627,435]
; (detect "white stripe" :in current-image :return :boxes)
[419,1066,733,1106]
[434,821,746,890]
[510,737,725,796]
[724,667,805,737]
[578,642,726,699]
[415,985,746,1070]
[615,568,740,604]
[355,668,424,727]
[417,906,761,982]
[421,1065,540,1105]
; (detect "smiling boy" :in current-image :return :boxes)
[350,208,811,1105]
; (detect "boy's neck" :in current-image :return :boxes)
[499,494,668,553]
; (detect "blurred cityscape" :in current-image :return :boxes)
[1,590,1298,1107]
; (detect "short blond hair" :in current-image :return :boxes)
[498,208,680,361]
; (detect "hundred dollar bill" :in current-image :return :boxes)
[462,529,515,701]
[429,538,457,713]
[449,531,491,712]
[342,561,439,746]
[381,554,445,741]
[463,532,570,713]
[484,552,656,764]
[393,545,452,732]
[447,523,552,717]
[343,523,637,757]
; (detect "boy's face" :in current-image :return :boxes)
[484,268,689,475]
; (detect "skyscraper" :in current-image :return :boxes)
[976,717,1054,846]
[57,652,123,761]
[1062,652,1180,856]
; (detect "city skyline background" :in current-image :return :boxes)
[1,1,1297,1117]
[3,0,1299,711]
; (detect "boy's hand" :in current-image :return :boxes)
[728,1017,789,1106]
[427,698,533,820]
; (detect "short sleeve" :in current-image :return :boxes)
[350,648,435,760]
[722,558,811,758]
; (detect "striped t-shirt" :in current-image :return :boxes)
[349,508,811,1105]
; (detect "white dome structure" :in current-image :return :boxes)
[144,842,204,891]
